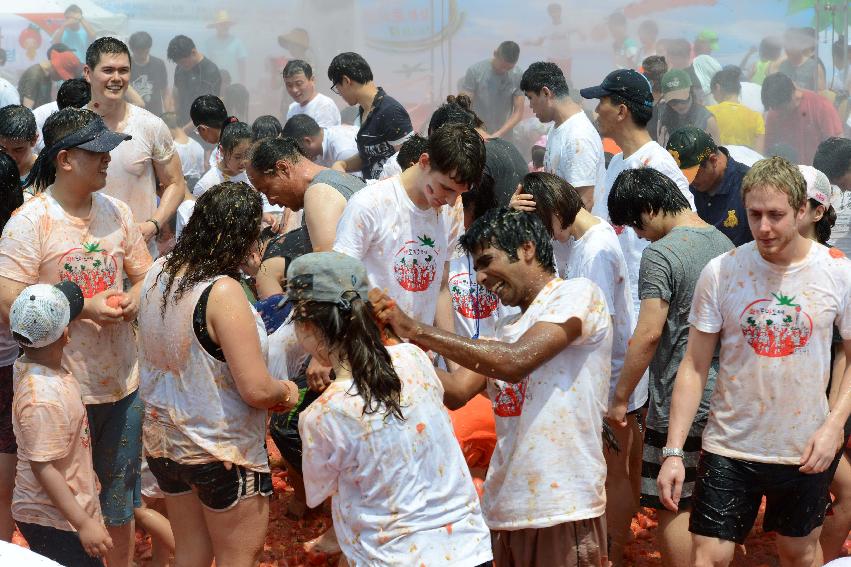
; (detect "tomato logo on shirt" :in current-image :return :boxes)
[739,292,813,357]
[393,235,438,292]
[58,241,118,298]
[449,272,498,319]
[491,378,528,417]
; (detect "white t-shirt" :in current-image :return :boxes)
[300,343,492,567]
[726,145,764,167]
[689,242,851,463]
[448,252,520,340]
[33,101,59,153]
[379,151,403,180]
[0,541,62,566]
[739,82,765,114]
[598,140,694,315]
[174,200,195,241]
[830,187,851,256]
[193,169,281,213]
[334,176,463,325]
[484,278,612,529]
[318,125,359,169]
[0,77,19,109]
[174,137,205,180]
[287,93,342,128]
[554,219,647,411]
[102,103,175,224]
[545,111,606,206]
[543,21,572,61]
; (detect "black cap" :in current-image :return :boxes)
[580,69,654,110]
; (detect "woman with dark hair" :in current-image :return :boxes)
[291,251,492,567]
[0,105,38,184]
[0,152,23,542]
[138,181,299,567]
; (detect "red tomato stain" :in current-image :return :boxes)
[445,522,453,535]
[416,423,426,434]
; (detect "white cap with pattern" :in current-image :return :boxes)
[10,282,84,348]
[799,165,833,208]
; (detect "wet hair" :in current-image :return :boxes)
[219,121,251,156]
[85,36,131,70]
[814,138,851,184]
[24,107,98,192]
[809,199,837,245]
[642,55,668,92]
[396,134,428,169]
[520,172,584,235]
[250,136,304,172]
[156,181,262,313]
[496,41,520,64]
[56,78,90,109]
[608,168,691,229]
[283,59,313,80]
[65,4,82,16]
[428,95,479,134]
[190,95,228,129]
[761,73,795,110]
[520,61,569,98]
[427,123,486,187]
[251,115,283,142]
[531,145,546,169]
[166,35,195,62]
[461,172,499,222]
[0,152,24,231]
[760,36,783,61]
[711,66,742,95]
[608,94,652,127]
[327,52,373,86]
[290,293,404,420]
[0,105,37,141]
[160,111,179,130]
[128,31,153,52]
[741,156,806,210]
[460,207,555,273]
[282,114,321,145]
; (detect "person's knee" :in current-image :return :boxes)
[776,533,820,565]
[692,536,734,567]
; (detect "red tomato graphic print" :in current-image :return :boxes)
[394,235,438,292]
[491,378,529,417]
[58,242,117,298]
[449,272,498,319]
[739,292,813,357]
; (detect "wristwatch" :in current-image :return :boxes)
[662,447,685,459]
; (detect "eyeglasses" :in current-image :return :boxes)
[195,124,207,136]
[330,82,340,95]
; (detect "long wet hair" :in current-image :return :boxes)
[156,181,262,314]
[24,107,98,193]
[291,292,404,420]
[0,152,23,229]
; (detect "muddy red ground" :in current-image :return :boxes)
[12,440,851,566]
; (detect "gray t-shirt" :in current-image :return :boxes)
[639,225,734,435]
[460,59,523,138]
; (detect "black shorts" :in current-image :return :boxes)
[0,365,15,454]
[269,357,320,474]
[689,451,840,544]
[146,457,272,511]
[17,522,104,567]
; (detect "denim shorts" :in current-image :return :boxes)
[86,389,143,526]
[146,457,272,511]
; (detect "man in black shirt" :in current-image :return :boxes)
[327,52,412,180]
[167,35,222,134]
[129,32,169,117]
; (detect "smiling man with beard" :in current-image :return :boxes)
[371,207,613,567]
[83,37,186,257]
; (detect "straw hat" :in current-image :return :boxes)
[278,28,310,50]
[207,10,234,28]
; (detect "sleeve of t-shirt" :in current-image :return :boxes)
[561,134,601,187]
[688,260,723,333]
[382,104,413,147]
[116,201,153,278]
[836,261,851,340]
[755,112,765,136]
[0,211,42,285]
[16,401,74,462]
[151,117,176,163]
[459,66,479,94]
[330,129,359,162]
[638,246,674,303]
[332,193,375,260]
[534,279,611,346]
[299,408,348,508]
[510,70,524,98]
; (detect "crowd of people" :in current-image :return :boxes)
[1,3,851,567]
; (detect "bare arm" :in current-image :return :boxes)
[435,366,487,410]
[22,97,35,109]
[125,84,145,108]
[574,185,595,211]
[332,153,363,174]
[434,262,456,332]
[610,298,669,422]
[147,154,187,241]
[303,184,347,251]
[207,277,298,409]
[492,95,525,139]
[0,277,25,324]
[255,256,286,300]
[31,461,112,557]
[79,18,97,42]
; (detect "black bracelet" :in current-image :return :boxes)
[146,218,160,235]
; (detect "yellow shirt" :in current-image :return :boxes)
[707,101,765,149]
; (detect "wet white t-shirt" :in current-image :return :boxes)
[334,176,463,325]
[174,137,205,180]
[545,111,606,206]
[318,125,359,169]
[598,140,694,315]
[484,278,612,529]
[690,242,851,463]
[829,187,851,256]
[300,343,492,567]
[554,219,647,411]
[448,252,520,339]
[286,93,342,128]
